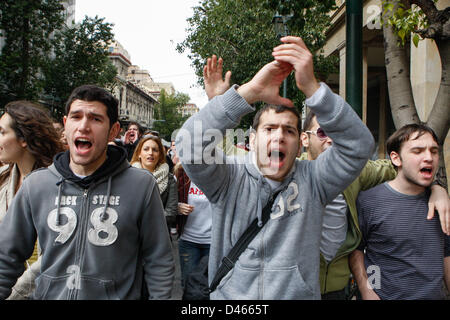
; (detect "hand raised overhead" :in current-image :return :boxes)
[272,36,320,98]
[203,55,232,100]
[237,59,294,107]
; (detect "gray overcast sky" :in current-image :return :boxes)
[75,0,208,108]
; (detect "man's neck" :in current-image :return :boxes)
[69,154,107,177]
[387,176,426,196]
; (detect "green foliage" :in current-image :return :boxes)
[381,0,437,47]
[0,1,117,120]
[42,16,117,120]
[177,0,337,129]
[153,90,190,141]
[0,0,65,105]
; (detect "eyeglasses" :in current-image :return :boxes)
[305,127,328,140]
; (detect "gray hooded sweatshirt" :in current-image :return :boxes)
[176,83,374,300]
[0,146,175,300]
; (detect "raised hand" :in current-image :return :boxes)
[237,60,294,107]
[203,55,232,100]
[124,130,136,145]
[272,36,320,98]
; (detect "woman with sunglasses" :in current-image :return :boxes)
[0,101,64,299]
[130,135,178,232]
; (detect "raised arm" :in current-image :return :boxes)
[275,36,374,204]
[177,46,296,201]
[204,55,232,100]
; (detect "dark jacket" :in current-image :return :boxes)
[0,145,175,300]
[160,173,178,227]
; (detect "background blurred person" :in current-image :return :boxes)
[131,135,178,232]
[0,100,64,299]
[174,162,212,289]
[124,121,143,161]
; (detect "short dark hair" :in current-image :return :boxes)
[65,85,118,127]
[386,123,438,156]
[302,109,316,132]
[252,104,301,133]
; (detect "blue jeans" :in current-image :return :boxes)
[178,239,210,288]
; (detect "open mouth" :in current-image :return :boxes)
[75,138,92,151]
[268,150,285,167]
[419,167,433,178]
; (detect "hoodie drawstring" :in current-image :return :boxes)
[256,177,264,227]
[100,176,112,222]
[55,176,112,224]
[55,178,65,226]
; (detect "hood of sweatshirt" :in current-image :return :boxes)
[52,145,129,189]
[243,151,296,226]
[49,145,129,225]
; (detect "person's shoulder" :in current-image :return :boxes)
[20,167,57,192]
[123,165,156,182]
[358,182,387,199]
[25,166,53,181]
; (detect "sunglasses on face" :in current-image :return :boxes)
[305,127,328,140]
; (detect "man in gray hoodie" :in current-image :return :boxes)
[0,85,175,299]
[176,36,375,299]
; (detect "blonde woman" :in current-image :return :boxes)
[131,135,178,231]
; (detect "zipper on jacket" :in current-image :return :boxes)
[258,191,274,300]
[259,225,266,300]
[69,188,89,300]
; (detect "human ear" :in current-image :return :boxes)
[108,122,120,142]
[300,132,309,148]
[390,151,402,168]
[20,139,27,148]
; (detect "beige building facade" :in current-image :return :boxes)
[322,0,449,178]
[127,65,198,120]
[179,103,199,117]
[108,41,158,130]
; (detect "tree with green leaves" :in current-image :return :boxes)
[153,90,190,141]
[42,15,117,120]
[0,0,65,105]
[177,0,338,129]
[381,0,449,188]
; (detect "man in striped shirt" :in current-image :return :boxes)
[350,124,450,300]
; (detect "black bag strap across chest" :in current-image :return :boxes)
[209,190,281,292]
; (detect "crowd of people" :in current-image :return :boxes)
[0,36,448,300]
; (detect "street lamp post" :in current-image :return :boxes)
[272,13,292,98]
[346,0,363,118]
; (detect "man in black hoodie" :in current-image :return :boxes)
[0,85,175,300]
